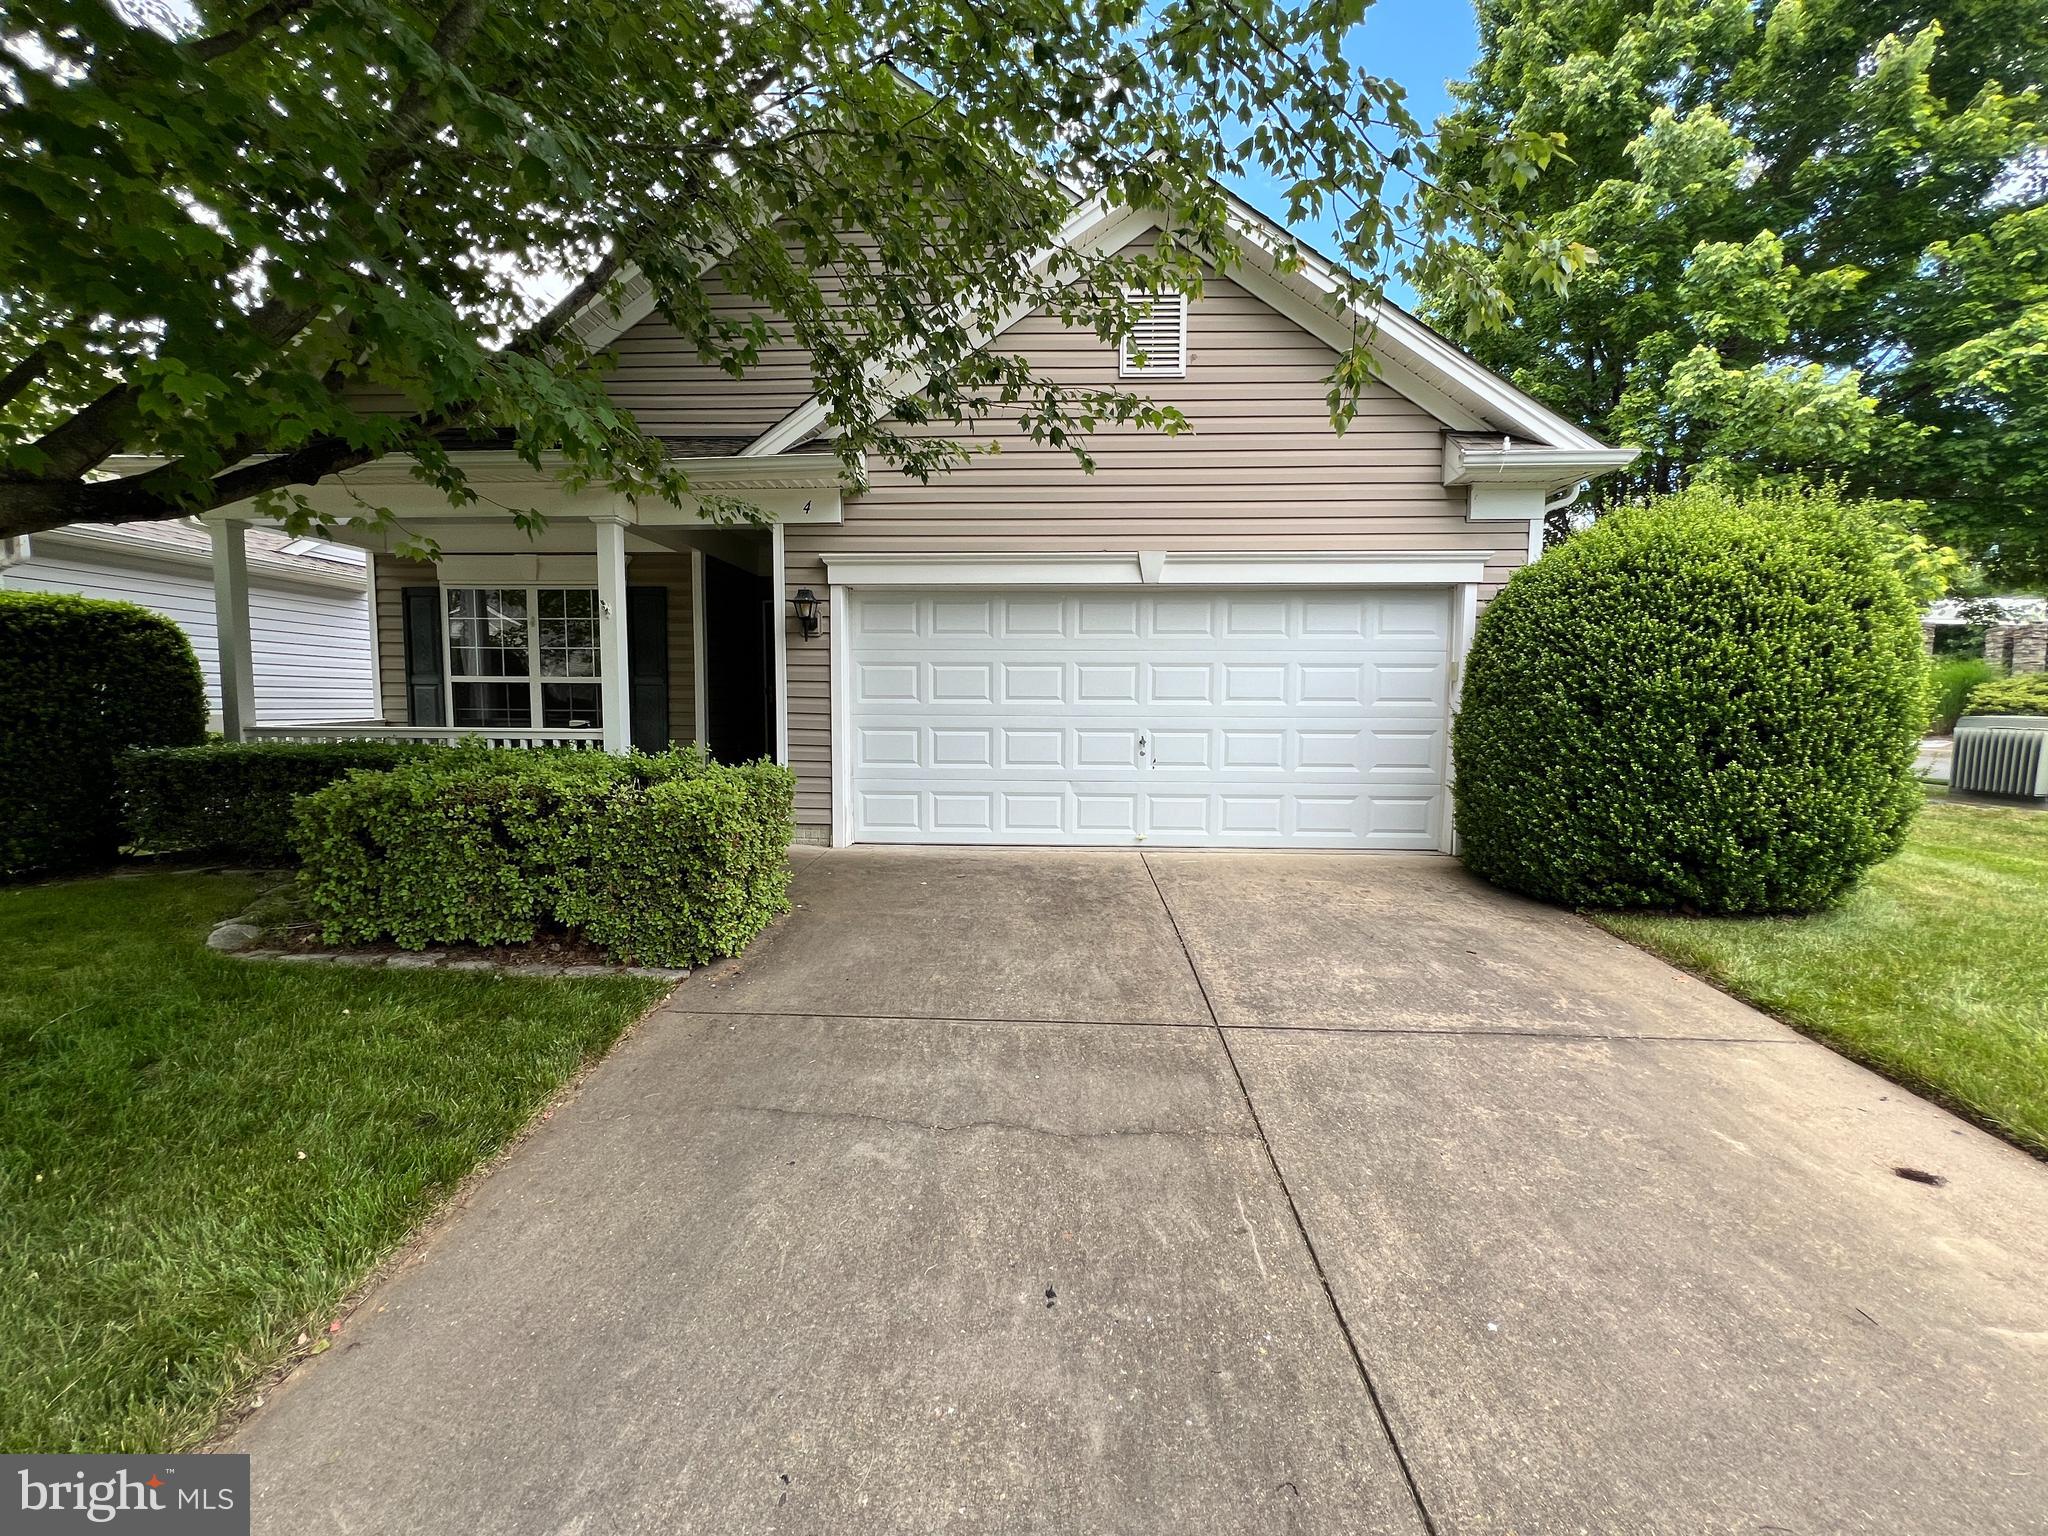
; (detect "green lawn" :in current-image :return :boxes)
[0,869,669,1453]
[1599,795,2048,1157]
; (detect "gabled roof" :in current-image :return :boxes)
[568,189,1635,487]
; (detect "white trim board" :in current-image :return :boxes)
[818,550,1489,589]
[829,578,853,848]
[771,521,791,766]
[690,549,710,749]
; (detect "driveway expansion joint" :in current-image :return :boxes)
[1139,852,1443,1536]
[1217,1022,1802,1046]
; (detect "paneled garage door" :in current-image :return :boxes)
[845,588,1452,848]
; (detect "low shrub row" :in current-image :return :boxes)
[1963,672,2048,718]
[120,740,439,863]
[292,746,795,967]
[1,591,207,879]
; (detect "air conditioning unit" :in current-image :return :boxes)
[1952,715,2048,803]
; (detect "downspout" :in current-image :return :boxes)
[1530,482,1586,561]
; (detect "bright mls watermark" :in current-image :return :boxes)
[5,1456,249,1533]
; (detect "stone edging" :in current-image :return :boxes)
[205,911,688,981]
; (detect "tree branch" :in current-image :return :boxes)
[0,242,632,539]
[188,0,322,63]
[0,341,57,411]
[17,0,498,486]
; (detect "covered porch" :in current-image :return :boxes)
[202,450,849,759]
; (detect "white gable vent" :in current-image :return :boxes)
[1119,290,1188,377]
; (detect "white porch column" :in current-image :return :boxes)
[593,514,632,753]
[208,517,256,741]
[771,521,790,765]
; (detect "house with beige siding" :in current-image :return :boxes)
[177,196,1631,852]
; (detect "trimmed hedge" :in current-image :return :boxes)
[1,590,207,879]
[293,746,796,966]
[1962,672,2048,718]
[120,740,440,863]
[1452,484,1927,914]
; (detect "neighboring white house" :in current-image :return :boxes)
[0,519,377,726]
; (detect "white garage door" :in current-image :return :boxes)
[845,588,1452,848]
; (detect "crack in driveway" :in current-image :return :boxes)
[698,1098,1259,1146]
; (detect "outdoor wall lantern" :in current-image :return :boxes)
[788,587,823,640]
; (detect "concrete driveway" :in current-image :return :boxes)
[233,849,2048,1535]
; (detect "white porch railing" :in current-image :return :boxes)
[244,723,611,750]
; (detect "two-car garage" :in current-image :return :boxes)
[835,578,1461,850]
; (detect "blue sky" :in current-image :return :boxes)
[1223,0,1481,308]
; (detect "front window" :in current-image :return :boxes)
[446,587,602,729]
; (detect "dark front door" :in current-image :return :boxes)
[703,553,774,763]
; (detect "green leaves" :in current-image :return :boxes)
[1453,482,1929,915]
[0,591,207,879]
[291,747,795,965]
[1417,0,2048,575]
[0,0,1572,539]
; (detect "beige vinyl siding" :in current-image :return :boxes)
[372,554,435,723]
[602,289,815,441]
[777,273,1533,837]
[372,552,696,743]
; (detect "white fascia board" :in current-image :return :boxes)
[1465,485,1547,523]
[566,233,740,354]
[821,549,1486,588]
[742,196,1147,458]
[568,265,662,352]
[1212,190,1615,453]
[188,452,851,534]
[1444,438,1641,490]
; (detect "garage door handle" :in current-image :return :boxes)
[1138,732,1149,762]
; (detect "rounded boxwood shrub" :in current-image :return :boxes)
[0,590,207,879]
[1961,672,2048,718]
[1452,484,1927,914]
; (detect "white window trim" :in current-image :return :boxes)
[442,583,606,732]
[1118,289,1188,378]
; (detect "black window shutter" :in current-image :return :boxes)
[626,585,670,753]
[401,587,446,726]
